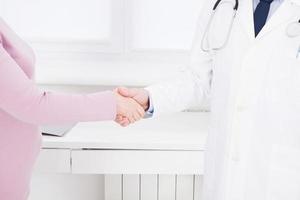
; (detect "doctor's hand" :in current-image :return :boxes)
[114,90,145,124]
[115,87,150,127]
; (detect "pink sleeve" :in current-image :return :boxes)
[0,40,117,125]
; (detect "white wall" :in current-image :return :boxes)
[129,0,203,50]
[0,0,204,86]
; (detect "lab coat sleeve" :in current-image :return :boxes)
[145,0,214,117]
[0,39,117,125]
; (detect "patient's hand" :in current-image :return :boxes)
[114,91,145,124]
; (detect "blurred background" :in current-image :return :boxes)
[0,1,205,200]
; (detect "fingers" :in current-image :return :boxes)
[133,112,141,122]
[117,112,136,125]
[115,115,131,127]
[120,119,130,127]
[115,115,124,124]
[137,105,145,118]
[127,110,141,124]
[116,115,139,127]
[117,87,138,98]
[117,87,130,97]
[116,112,143,127]
[131,100,145,121]
[115,89,145,127]
[117,87,150,111]
[127,114,136,124]
[115,110,138,126]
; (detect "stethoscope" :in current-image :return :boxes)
[201,0,300,52]
[286,19,300,38]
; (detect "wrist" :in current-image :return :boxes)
[144,101,150,111]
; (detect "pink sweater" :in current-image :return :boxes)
[0,18,117,200]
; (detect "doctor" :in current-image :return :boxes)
[116,0,300,199]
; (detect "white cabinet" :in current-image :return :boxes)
[71,150,204,174]
[31,113,208,200]
[34,113,208,174]
[34,149,71,173]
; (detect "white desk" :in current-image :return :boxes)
[35,112,209,175]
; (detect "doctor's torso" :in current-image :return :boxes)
[209,0,300,139]
[204,0,300,199]
[210,0,300,135]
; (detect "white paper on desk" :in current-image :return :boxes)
[41,124,76,137]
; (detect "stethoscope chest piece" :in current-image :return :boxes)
[286,20,300,38]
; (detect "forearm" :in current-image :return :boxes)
[10,89,117,125]
[0,44,116,125]
[145,68,211,117]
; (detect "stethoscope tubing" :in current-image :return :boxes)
[201,8,237,52]
[213,0,239,10]
[201,0,300,52]
[201,0,238,52]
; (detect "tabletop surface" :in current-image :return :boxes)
[42,112,209,151]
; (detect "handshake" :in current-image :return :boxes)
[114,87,150,127]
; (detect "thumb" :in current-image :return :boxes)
[118,87,138,98]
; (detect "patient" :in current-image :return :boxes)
[0,18,144,200]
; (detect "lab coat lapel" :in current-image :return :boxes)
[256,0,299,39]
[237,0,256,41]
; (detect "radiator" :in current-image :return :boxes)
[104,175,203,200]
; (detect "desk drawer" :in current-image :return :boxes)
[71,150,204,174]
[34,149,71,173]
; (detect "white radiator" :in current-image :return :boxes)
[104,175,203,200]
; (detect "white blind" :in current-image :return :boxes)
[0,0,205,85]
[1,0,111,41]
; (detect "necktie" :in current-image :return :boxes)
[254,0,274,36]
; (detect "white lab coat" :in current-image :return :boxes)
[146,0,300,199]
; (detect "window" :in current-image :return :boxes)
[0,0,122,52]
